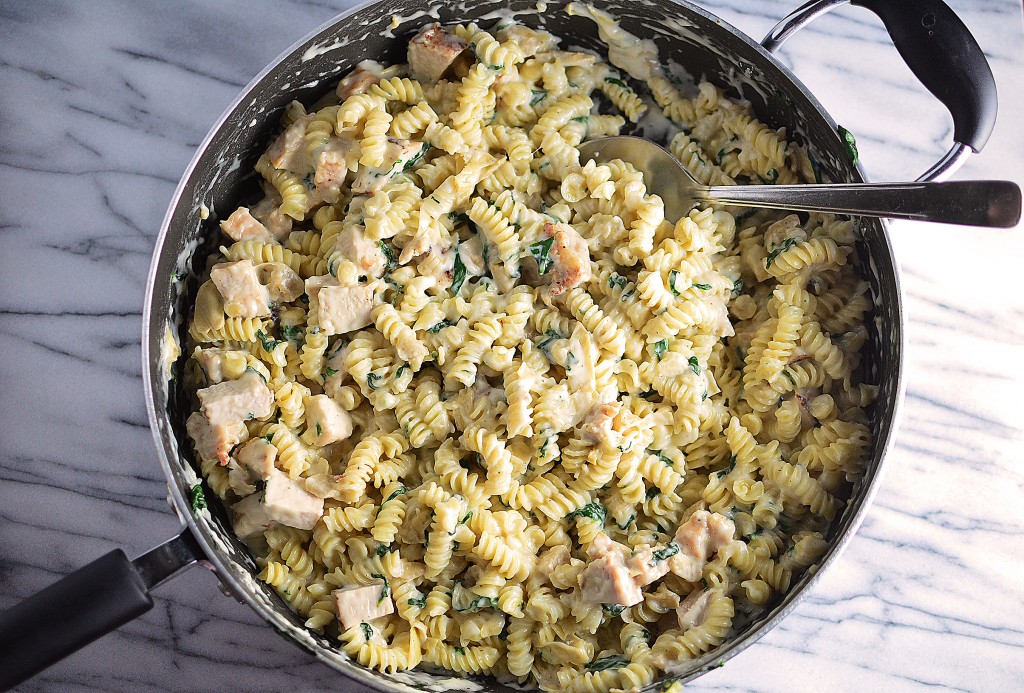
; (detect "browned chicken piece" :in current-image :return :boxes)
[186,411,247,466]
[407,26,468,83]
[267,114,313,174]
[220,207,275,243]
[250,192,292,238]
[314,140,357,203]
[543,222,592,296]
[333,225,387,277]
[670,510,736,581]
[580,401,622,448]
[210,260,272,318]
[336,62,382,99]
[580,533,643,607]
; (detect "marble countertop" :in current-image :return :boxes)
[1,0,1021,691]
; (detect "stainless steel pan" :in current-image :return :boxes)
[0,0,999,689]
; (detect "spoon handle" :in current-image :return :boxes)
[701,180,1021,228]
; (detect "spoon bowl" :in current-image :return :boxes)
[578,136,1021,227]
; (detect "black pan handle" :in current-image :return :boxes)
[763,0,998,180]
[850,0,996,153]
[0,530,203,691]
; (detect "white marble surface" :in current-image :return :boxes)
[1,0,1022,691]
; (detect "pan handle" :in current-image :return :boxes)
[762,0,997,182]
[0,529,203,691]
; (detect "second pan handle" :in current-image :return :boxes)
[763,0,998,182]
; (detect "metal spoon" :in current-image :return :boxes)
[578,136,1021,228]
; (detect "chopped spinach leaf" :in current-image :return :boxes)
[765,237,798,268]
[324,366,338,377]
[280,324,302,340]
[731,278,744,298]
[586,656,630,672]
[604,77,628,89]
[427,320,453,333]
[376,543,391,557]
[360,622,373,641]
[646,485,660,500]
[837,125,859,166]
[255,329,280,352]
[756,168,779,185]
[653,339,669,360]
[688,356,701,375]
[451,248,467,295]
[531,89,547,105]
[608,273,628,291]
[651,450,674,467]
[724,454,737,475]
[568,502,606,523]
[528,237,555,274]
[407,596,427,608]
[402,143,428,171]
[385,486,408,503]
[189,484,207,512]
[370,572,391,604]
[668,269,681,296]
[693,282,712,291]
[651,542,681,563]
[366,372,384,390]
[602,603,626,616]
[395,363,409,379]
[315,422,322,437]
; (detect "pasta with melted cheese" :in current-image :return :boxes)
[183,7,875,691]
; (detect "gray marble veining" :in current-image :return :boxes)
[1,0,1022,691]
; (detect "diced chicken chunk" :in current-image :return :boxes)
[543,222,591,296]
[334,582,395,630]
[236,438,277,480]
[351,139,424,194]
[408,26,468,83]
[250,190,292,239]
[197,370,274,429]
[303,394,354,446]
[267,114,313,174]
[669,510,736,581]
[255,262,304,303]
[231,492,275,540]
[336,61,383,99]
[210,260,272,318]
[314,139,357,203]
[537,545,572,576]
[676,589,714,630]
[186,411,247,465]
[626,546,672,588]
[193,346,245,384]
[334,225,387,278]
[220,207,274,243]
[316,282,376,335]
[580,553,643,607]
[263,467,324,530]
[580,533,643,606]
[225,458,257,496]
[580,401,621,448]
